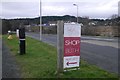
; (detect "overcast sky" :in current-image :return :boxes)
[0,0,119,19]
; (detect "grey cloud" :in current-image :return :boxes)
[1,0,119,19]
[2,2,39,18]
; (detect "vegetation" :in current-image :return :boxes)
[3,35,118,78]
[2,19,12,34]
[2,15,120,34]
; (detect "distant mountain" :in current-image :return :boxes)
[2,15,119,34]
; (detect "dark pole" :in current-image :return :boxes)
[19,26,26,55]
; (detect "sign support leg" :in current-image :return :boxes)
[57,21,64,74]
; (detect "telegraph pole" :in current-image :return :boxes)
[40,0,42,40]
[73,4,79,23]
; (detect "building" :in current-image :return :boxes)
[48,21,57,26]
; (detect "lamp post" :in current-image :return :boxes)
[73,4,78,23]
[118,1,120,17]
[40,0,42,40]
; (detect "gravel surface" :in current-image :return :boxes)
[2,41,21,78]
[0,39,2,79]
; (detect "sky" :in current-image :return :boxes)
[0,0,120,19]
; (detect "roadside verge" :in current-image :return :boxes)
[2,35,118,78]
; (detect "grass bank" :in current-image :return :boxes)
[3,35,118,78]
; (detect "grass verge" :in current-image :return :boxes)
[3,35,118,78]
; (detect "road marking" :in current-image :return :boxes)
[81,40,118,48]
[81,36,116,41]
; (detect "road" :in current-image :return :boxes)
[26,32,118,74]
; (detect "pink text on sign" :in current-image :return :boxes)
[64,37,80,57]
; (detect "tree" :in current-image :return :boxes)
[2,20,12,34]
[110,14,118,19]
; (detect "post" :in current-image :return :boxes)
[40,0,42,40]
[57,21,64,73]
[73,4,79,23]
[77,5,78,23]
[16,29,19,38]
[19,27,26,55]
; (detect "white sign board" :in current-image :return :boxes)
[64,23,81,37]
[64,23,81,69]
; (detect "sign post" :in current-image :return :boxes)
[16,29,19,38]
[57,21,64,73]
[64,23,81,69]
[57,21,81,73]
[19,27,26,55]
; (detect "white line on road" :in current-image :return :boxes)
[81,40,118,48]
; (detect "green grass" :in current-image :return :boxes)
[3,35,118,78]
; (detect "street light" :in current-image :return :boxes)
[73,4,78,23]
[40,0,42,40]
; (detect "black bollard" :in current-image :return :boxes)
[19,27,26,55]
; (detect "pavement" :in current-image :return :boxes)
[2,41,21,78]
[26,32,118,74]
[0,38,2,79]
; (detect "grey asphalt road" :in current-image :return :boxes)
[26,32,118,74]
